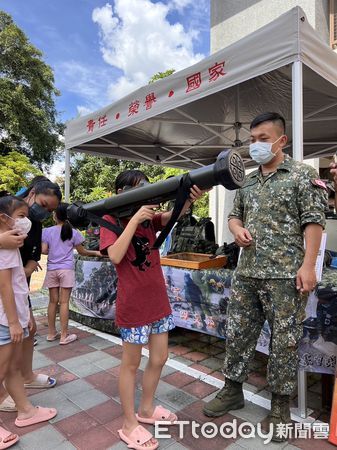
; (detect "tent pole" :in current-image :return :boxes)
[292,61,303,162]
[292,60,307,418]
[65,148,71,202]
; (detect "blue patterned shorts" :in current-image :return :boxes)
[119,314,175,345]
[0,324,29,346]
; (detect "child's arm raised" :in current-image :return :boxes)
[161,185,206,226]
[0,268,23,343]
[107,204,158,265]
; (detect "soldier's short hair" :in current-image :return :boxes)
[250,112,286,133]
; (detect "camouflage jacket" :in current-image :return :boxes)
[229,155,327,279]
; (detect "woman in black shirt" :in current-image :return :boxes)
[19,178,61,387]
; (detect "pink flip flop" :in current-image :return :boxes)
[0,426,18,450]
[59,334,77,345]
[118,425,158,450]
[136,405,178,425]
[14,406,57,428]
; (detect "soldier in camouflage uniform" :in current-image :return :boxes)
[203,112,327,442]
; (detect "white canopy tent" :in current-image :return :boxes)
[65,6,337,184]
[64,6,337,247]
[65,6,337,235]
[64,6,337,417]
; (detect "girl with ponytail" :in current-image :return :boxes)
[42,203,100,344]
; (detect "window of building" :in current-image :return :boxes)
[330,0,337,49]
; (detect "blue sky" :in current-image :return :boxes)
[1,0,210,123]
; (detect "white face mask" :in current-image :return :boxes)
[14,217,32,235]
[249,135,283,165]
[4,214,32,235]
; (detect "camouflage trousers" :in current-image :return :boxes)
[223,275,307,395]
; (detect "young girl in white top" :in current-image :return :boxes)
[0,193,57,449]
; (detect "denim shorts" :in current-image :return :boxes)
[0,324,29,346]
[119,314,175,345]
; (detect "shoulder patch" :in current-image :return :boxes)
[310,179,328,190]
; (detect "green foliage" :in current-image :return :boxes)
[0,11,64,165]
[148,69,175,84]
[151,166,183,183]
[85,186,111,203]
[193,192,209,218]
[0,150,41,192]
[70,155,166,203]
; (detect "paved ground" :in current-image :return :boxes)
[0,259,332,449]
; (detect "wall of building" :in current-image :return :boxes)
[211,0,329,53]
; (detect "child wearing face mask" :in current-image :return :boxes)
[42,203,101,344]
[0,193,57,448]
[0,177,62,413]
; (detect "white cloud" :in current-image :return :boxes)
[77,105,94,117]
[168,0,194,12]
[47,159,65,182]
[55,60,117,116]
[92,0,205,101]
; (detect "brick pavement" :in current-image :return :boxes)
[0,303,332,450]
[0,263,331,449]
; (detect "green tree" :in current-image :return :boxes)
[0,11,64,165]
[0,150,41,193]
[70,155,166,203]
[148,69,175,84]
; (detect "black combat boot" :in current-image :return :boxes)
[268,393,292,442]
[203,379,244,417]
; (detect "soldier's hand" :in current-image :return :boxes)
[296,265,317,293]
[234,227,253,247]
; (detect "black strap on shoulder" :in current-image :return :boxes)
[85,211,124,236]
[153,173,193,249]
[85,210,148,265]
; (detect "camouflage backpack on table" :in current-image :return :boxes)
[168,213,218,255]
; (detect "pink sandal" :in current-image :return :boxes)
[0,427,18,450]
[15,406,57,427]
[118,425,158,450]
[136,405,178,425]
[59,334,77,345]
